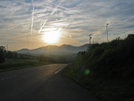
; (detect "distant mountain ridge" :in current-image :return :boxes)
[17,44,90,55]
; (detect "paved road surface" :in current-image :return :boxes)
[0,64,99,101]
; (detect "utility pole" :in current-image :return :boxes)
[106,23,109,42]
[88,34,92,44]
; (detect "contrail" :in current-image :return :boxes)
[50,8,57,16]
[38,19,48,34]
[49,1,68,11]
[50,0,63,16]
[38,0,64,34]
[31,0,34,35]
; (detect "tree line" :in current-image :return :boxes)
[0,46,34,63]
[0,46,17,63]
[0,46,75,64]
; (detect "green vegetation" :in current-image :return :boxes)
[0,46,54,72]
[38,54,75,63]
[0,59,53,72]
[0,46,75,72]
[38,55,55,62]
[0,53,5,63]
[62,37,134,101]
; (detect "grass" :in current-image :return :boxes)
[61,37,134,101]
[62,63,134,101]
[0,59,54,72]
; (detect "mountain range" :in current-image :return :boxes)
[17,44,90,55]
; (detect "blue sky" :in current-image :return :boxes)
[0,0,134,50]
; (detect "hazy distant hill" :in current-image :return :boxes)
[17,49,30,53]
[17,44,90,55]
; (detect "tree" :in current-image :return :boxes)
[0,54,5,63]
[0,46,6,54]
[39,55,54,62]
[14,52,18,60]
[6,51,14,58]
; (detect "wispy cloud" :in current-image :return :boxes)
[38,0,64,34]
[38,19,48,34]
[31,0,34,35]
[0,0,134,50]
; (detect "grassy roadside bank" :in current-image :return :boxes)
[61,37,134,101]
[61,64,134,101]
[0,59,53,72]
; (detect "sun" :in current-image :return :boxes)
[42,29,61,44]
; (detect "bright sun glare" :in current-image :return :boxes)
[42,28,61,44]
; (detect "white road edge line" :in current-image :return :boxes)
[1,75,17,80]
[55,66,66,74]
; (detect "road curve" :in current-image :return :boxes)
[0,64,99,101]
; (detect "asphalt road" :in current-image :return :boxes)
[0,64,99,101]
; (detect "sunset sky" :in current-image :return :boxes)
[0,0,134,51]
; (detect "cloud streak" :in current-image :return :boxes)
[38,19,48,34]
[38,0,64,34]
[0,0,134,50]
[31,0,34,35]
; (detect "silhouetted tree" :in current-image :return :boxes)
[0,46,6,54]
[6,51,14,58]
[0,54,5,63]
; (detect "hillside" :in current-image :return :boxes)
[17,49,29,53]
[62,37,134,101]
[17,44,89,55]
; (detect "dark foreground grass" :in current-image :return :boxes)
[0,59,53,72]
[61,64,134,101]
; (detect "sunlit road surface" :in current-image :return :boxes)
[0,64,99,101]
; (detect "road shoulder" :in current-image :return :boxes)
[41,73,100,101]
